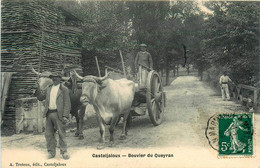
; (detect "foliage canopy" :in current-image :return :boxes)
[55,0,259,85]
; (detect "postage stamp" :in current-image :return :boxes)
[206,113,254,157]
[218,113,253,156]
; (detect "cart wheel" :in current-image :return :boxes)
[146,70,165,126]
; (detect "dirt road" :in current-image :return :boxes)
[2,76,260,168]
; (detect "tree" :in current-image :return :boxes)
[55,1,134,75]
[126,1,170,70]
[203,1,260,84]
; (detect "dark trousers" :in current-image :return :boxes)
[45,112,67,156]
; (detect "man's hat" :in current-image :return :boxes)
[139,43,147,47]
[49,72,62,78]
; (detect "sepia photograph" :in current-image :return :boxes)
[1,0,259,167]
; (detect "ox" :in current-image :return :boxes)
[31,65,87,139]
[73,70,135,149]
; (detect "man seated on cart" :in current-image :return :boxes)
[135,43,153,89]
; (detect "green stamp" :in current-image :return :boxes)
[218,113,253,156]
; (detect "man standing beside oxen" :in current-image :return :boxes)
[43,72,71,160]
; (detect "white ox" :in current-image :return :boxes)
[73,71,135,149]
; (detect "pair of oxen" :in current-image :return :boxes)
[31,66,135,149]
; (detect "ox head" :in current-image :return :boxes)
[31,65,53,101]
[31,64,70,101]
[73,70,109,105]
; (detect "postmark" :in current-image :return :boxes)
[205,113,219,151]
[206,113,254,157]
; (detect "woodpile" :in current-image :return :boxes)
[1,0,83,126]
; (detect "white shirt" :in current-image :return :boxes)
[219,75,232,84]
[49,84,60,109]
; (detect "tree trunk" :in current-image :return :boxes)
[207,71,211,81]
[187,64,190,75]
[198,67,203,81]
[160,66,164,86]
[165,54,170,85]
[176,64,179,76]
[173,64,176,76]
[166,68,169,85]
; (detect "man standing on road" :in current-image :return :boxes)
[219,71,232,101]
[135,43,153,89]
[43,72,71,160]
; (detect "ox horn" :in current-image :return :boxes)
[93,72,110,82]
[73,70,83,80]
[30,64,41,76]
